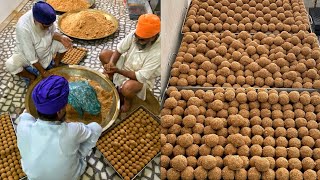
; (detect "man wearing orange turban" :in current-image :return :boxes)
[99,14,160,112]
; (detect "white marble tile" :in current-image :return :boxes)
[8,82,13,88]
[143,168,153,178]
[155,166,160,174]
[106,166,115,175]
[86,167,94,176]
[147,163,152,169]
[89,158,95,165]
[0,98,6,103]
[154,175,160,180]
[94,149,102,158]
[154,156,160,164]
[2,106,9,111]
[95,173,101,180]
[81,174,91,180]
[96,161,103,171]
[101,172,107,179]
[12,102,21,107]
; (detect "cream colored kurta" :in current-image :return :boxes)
[5,10,66,75]
[113,30,161,100]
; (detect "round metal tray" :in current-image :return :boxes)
[45,0,95,13]
[25,65,120,132]
[58,9,119,40]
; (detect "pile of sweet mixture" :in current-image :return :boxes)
[65,76,113,125]
[47,0,90,12]
[60,11,116,39]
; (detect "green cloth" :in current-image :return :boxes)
[68,81,101,117]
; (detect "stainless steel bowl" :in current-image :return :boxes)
[25,65,120,132]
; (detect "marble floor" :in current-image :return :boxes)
[0,0,161,179]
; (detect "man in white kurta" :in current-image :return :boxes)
[17,75,102,180]
[99,14,160,112]
[5,1,72,84]
[17,113,101,180]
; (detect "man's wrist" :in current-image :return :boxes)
[54,32,63,42]
[40,70,47,76]
[58,34,63,42]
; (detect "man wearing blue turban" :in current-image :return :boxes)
[5,1,73,85]
[16,75,102,180]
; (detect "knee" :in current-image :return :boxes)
[5,56,22,75]
[121,80,143,97]
[99,49,113,63]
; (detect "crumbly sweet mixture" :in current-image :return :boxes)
[60,11,116,39]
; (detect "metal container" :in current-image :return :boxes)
[25,65,120,132]
[0,112,27,180]
[58,9,119,40]
[45,0,95,13]
[97,105,160,180]
[164,86,320,93]
[61,46,88,65]
[161,85,320,108]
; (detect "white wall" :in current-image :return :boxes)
[161,0,190,95]
[0,0,23,23]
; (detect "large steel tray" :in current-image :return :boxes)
[96,105,160,180]
[0,112,27,180]
[45,0,95,13]
[58,9,119,40]
[25,65,120,132]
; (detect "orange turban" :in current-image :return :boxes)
[135,14,160,38]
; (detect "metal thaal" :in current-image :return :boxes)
[58,9,119,40]
[25,65,120,132]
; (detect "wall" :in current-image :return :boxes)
[161,0,190,96]
[0,0,23,24]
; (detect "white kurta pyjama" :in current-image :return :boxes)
[5,10,66,75]
[113,30,161,101]
[17,113,102,180]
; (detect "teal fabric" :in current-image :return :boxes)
[68,81,101,117]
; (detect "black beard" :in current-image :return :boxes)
[136,42,147,50]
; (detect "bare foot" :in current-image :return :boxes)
[121,98,131,112]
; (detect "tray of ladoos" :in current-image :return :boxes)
[0,112,27,180]
[181,0,312,34]
[95,106,160,180]
[161,86,320,108]
[61,47,87,65]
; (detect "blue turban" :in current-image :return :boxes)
[32,1,56,25]
[32,75,69,115]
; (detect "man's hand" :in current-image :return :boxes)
[60,35,73,49]
[104,64,118,74]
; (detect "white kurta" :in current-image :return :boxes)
[113,30,161,100]
[5,10,66,75]
[17,113,102,180]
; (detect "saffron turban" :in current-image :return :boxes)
[135,14,160,38]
